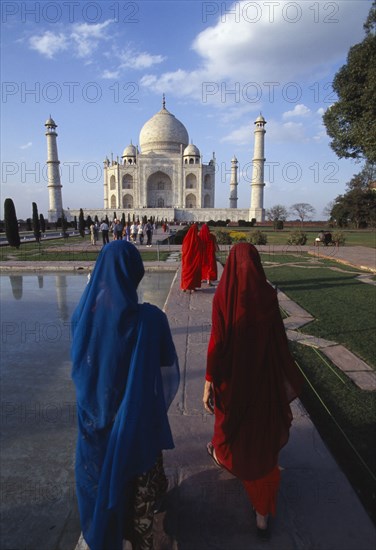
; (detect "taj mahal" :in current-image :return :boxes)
[46,96,267,223]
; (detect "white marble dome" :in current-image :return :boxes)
[183,143,200,156]
[122,143,137,157]
[139,106,189,154]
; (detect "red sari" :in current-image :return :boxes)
[198,224,218,282]
[206,243,303,515]
[181,224,203,291]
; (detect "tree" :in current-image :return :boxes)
[323,201,334,221]
[330,188,376,228]
[4,198,20,248]
[32,202,41,243]
[265,204,288,222]
[323,2,376,163]
[78,208,85,238]
[330,162,376,227]
[61,210,68,236]
[39,213,46,233]
[346,161,376,191]
[290,203,316,226]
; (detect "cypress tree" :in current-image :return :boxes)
[61,210,68,236]
[39,213,46,233]
[4,198,20,248]
[32,202,41,243]
[78,208,85,238]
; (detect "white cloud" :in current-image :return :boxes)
[221,124,250,145]
[28,20,112,59]
[114,47,165,70]
[20,142,32,149]
[29,31,68,58]
[140,1,369,100]
[283,104,311,119]
[70,21,112,58]
[267,121,307,143]
[102,69,121,80]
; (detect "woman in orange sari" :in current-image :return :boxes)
[181,224,203,292]
[198,224,218,285]
[203,243,302,537]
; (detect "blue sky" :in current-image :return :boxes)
[1,0,372,220]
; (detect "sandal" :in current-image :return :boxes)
[252,508,270,539]
[206,442,222,469]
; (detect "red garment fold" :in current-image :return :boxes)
[242,466,281,516]
[206,243,303,482]
[198,224,218,282]
[181,224,203,290]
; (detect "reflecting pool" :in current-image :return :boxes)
[0,270,175,549]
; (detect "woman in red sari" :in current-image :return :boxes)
[198,224,219,285]
[181,223,203,292]
[203,243,302,537]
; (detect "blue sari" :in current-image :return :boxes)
[71,240,179,549]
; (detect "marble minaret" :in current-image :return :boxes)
[249,114,266,222]
[229,155,238,208]
[45,116,63,222]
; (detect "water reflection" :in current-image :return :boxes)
[9,275,23,300]
[55,275,69,321]
[3,271,175,319]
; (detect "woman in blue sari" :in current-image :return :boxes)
[71,240,179,550]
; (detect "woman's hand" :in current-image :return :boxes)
[203,380,214,414]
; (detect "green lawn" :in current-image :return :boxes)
[0,238,171,262]
[263,260,376,368]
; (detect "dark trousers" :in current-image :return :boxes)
[102,230,109,244]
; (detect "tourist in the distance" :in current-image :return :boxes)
[99,220,109,245]
[198,223,219,286]
[181,223,203,293]
[203,243,303,538]
[71,240,180,550]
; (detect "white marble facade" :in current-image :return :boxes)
[103,99,216,212]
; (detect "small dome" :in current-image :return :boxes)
[183,143,200,156]
[45,116,57,127]
[122,143,137,157]
[255,114,266,124]
[139,106,189,154]
[231,155,238,162]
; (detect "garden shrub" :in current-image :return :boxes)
[287,230,307,245]
[229,231,248,242]
[248,230,267,245]
[215,230,232,245]
[332,231,346,246]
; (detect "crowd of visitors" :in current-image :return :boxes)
[88,219,156,247]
